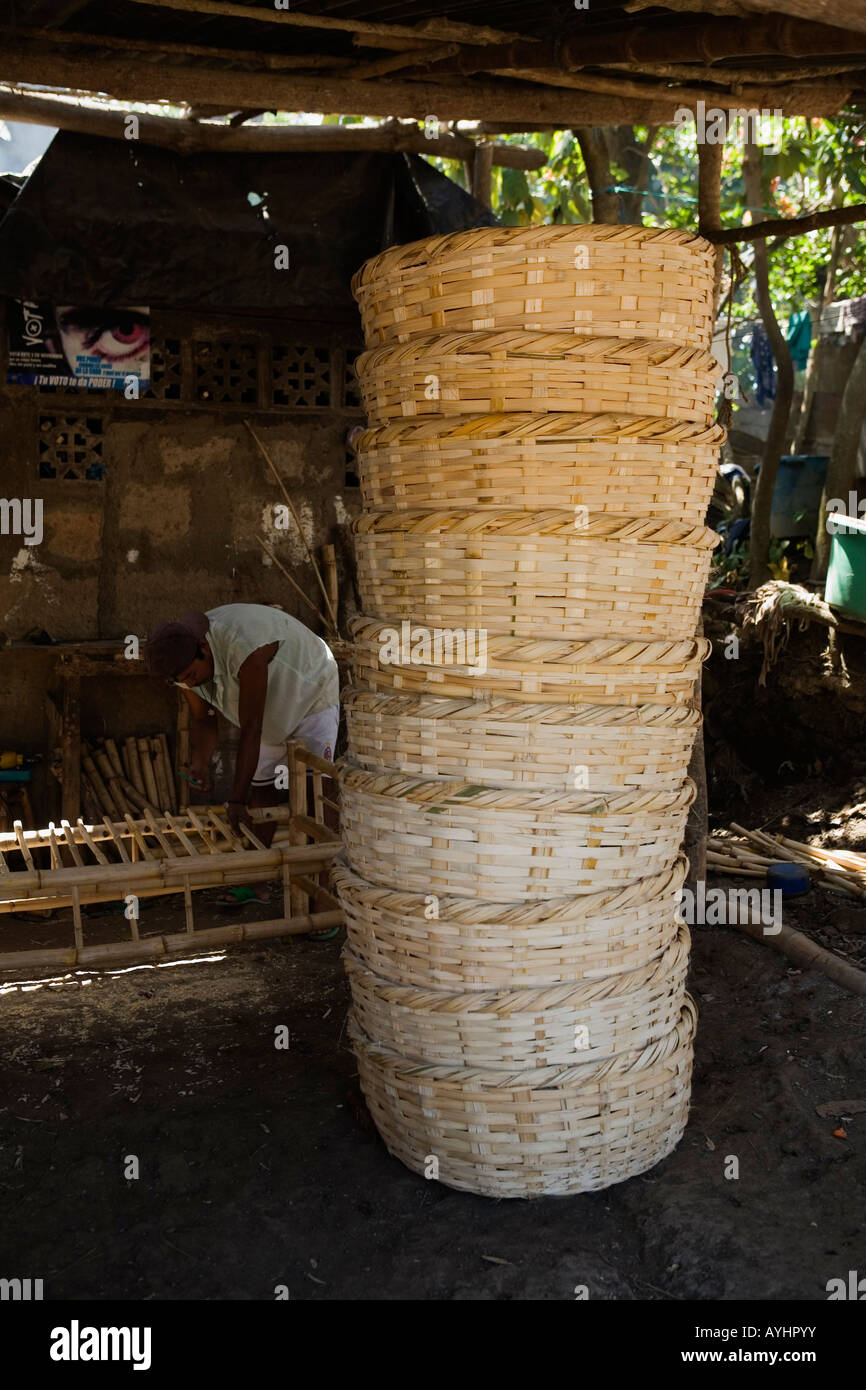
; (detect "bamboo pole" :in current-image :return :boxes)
[104,739,125,782]
[176,698,190,813]
[157,734,177,814]
[125,737,148,799]
[735,916,866,996]
[150,737,172,813]
[122,0,528,45]
[322,544,339,632]
[254,534,329,628]
[138,739,160,811]
[0,911,344,974]
[287,741,309,917]
[0,92,547,166]
[245,422,338,633]
[81,751,121,821]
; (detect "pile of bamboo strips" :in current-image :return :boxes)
[80,734,178,823]
[337,224,721,1197]
[710,823,866,900]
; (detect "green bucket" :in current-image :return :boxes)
[825,514,866,621]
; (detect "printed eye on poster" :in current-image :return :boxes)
[6,300,150,389]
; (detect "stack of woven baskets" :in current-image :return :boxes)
[336,225,722,1197]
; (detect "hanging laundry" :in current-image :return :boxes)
[786,310,813,371]
[750,322,776,406]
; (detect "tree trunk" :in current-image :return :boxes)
[812,331,866,579]
[791,219,843,453]
[609,125,657,225]
[575,127,619,223]
[744,138,795,588]
[697,139,725,304]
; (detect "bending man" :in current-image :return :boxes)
[145,603,339,925]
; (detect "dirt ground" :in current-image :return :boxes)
[1,842,864,1302]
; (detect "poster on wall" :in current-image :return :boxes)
[6,300,150,389]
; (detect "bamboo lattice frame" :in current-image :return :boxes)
[0,741,342,970]
[344,923,689,1069]
[343,615,711,705]
[332,858,686,989]
[352,225,716,349]
[349,999,697,1197]
[339,762,695,900]
[354,508,719,641]
[355,332,721,426]
[344,689,701,792]
[356,411,725,521]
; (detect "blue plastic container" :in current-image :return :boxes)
[769,455,829,538]
[767,863,810,897]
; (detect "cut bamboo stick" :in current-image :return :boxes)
[150,737,172,813]
[125,736,148,798]
[104,738,126,782]
[138,738,161,810]
[157,734,177,813]
[176,698,190,812]
[82,751,121,820]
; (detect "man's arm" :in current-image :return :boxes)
[184,686,218,788]
[227,641,278,829]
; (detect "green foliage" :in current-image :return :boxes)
[426,115,865,329]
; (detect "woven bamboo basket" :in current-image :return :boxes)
[344,616,711,706]
[352,225,715,350]
[356,413,724,521]
[344,924,689,1069]
[349,998,697,1196]
[344,689,700,793]
[339,763,694,900]
[354,509,719,642]
[355,333,720,426]
[332,858,686,989]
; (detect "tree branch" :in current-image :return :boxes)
[708,201,866,244]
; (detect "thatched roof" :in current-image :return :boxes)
[2,0,865,133]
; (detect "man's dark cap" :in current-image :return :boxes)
[145,611,210,680]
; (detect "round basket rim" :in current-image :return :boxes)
[342,687,702,729]
[356,331,721,375]
[347,995,698,1089]
[343,616,713,666]
[353,507,720,549]
[331,855,688,922]
[343,923,690,1011]
[352,224,715,293]
[338,760,696,814]
[355,411,727,451]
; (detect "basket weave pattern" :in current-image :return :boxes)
[339,224,717,1196]
[356,332,720,426]
[354,508,718,642]
[344,690,700,792]
[332,859,687,989]
[352,225,715,349]
[356,413,723,523]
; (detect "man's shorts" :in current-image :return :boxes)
[251,703,340,787]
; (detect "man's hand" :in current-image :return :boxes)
[226,800,254,837]
[185,759,213,794]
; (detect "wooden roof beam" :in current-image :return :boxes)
[407,15,866,78]
[122,0,531,47]
[2,46,850,123]
[0,92,546,168]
